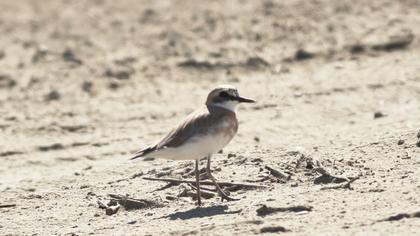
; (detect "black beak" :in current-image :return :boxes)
[235,95,256,103]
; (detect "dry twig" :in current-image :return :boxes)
[108,194,158,209]
[265,165,290,180]
[142,177,267,188]
[320,176,361,190]
[378,211,420,222]
[187,183,217,193]
[312,161,349,184]
[0,203,16,208]
[105,204,120,215]
[97,199,120,215]
[180,184,216,199]
[257,204,313,217]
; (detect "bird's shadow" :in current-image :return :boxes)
[166,205,241,220]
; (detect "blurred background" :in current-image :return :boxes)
[1,0,420,235]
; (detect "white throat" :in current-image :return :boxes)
[212,101,239,112]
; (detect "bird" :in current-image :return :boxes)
[131,85,255,205]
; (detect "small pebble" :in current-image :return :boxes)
[104,68,132,80]
[166,195,176,201]
[108,80,120,90]
[0,74,16,88]
[373,111,386,119]
[295,49,315,61]
[45,90,61,101]
[397,140,405,145]
[227,153,236,158]
[82,81,93,93]
[127,220,137,225]
[260,226,288,233]
[62,49,83,65]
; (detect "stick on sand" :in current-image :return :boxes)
[0,203,16,208]
[142,177,267,188]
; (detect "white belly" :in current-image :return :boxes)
[148,132,234,160]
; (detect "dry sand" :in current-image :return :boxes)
[1,0,420,235]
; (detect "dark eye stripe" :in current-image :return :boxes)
[219,91,229,98]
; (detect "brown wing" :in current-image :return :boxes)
[155,107,218,149]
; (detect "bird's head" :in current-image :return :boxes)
[206,85,255,112]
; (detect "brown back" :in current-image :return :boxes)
[155,105,237,149]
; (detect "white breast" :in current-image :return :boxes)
[149,134,232,160]
[148,121,236,160]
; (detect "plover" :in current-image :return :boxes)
[131,85,255,205]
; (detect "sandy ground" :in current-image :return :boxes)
[1,0,420,235]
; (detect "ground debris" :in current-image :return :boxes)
[265,165,290,181]
[373,111,386,119]
[178,184,215,200]
[81,81,93,93]
[314,172,349,185]
[245,56,270,68]
[294,49,316,61]
[38,143,65,151]
[97,199,120,215]
[371,33,414,52]
[378,211,420,222]
[60,125,88,133]
[177,56,269,70]
[177,59,233,70]
[0,203,16,208]
[143,176,266,188]
[44,90,61,101]
[0,151,24,157]
[312,163,347,184]
[260,225,289,233]
[0,74,16,88]
[293,149,349,184]
[108,194,160,210]
[108,171,143,184]
[256,204,313,217]
[320,175,361,190]
[104,67,134,80]
[105,204,120,215]
[62,49,83,65]
[96,194,160,215]
[349,44,366,54]
[131,172,144,179]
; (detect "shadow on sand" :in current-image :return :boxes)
[167,205,241,220]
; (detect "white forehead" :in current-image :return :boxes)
[213,85,238,94]
[216,84,237,90]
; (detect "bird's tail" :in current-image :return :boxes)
[130,146,155,160]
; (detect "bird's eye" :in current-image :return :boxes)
[219,91,229,98]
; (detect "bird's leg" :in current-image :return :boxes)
[195,159,202,206]
[206,155,239,201]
